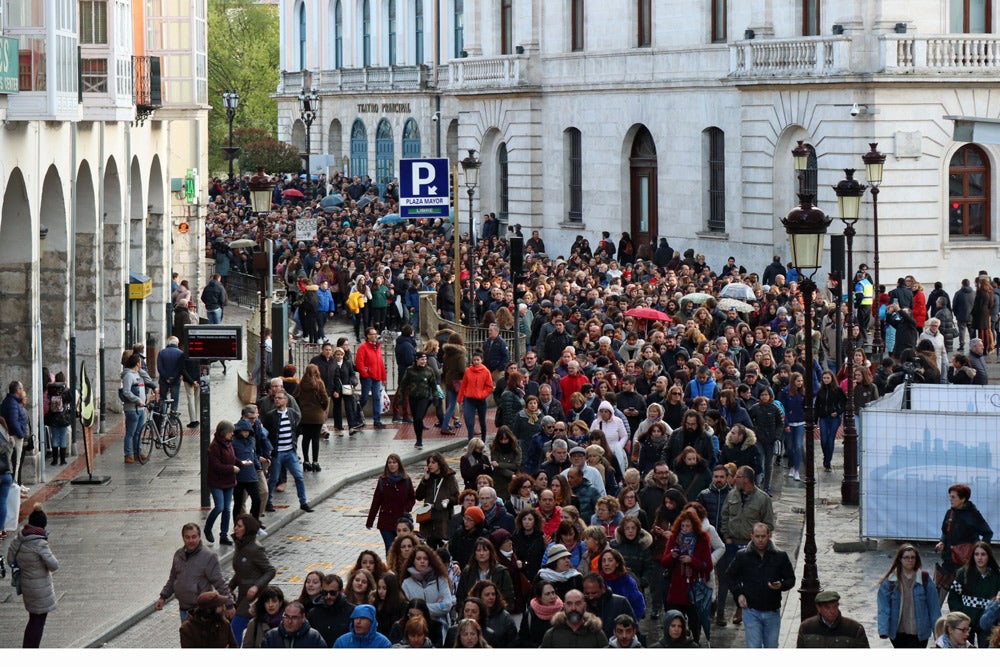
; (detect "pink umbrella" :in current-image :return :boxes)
[624,307,671,322]
[282,188,304,198]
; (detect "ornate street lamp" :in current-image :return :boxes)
[461,149,481,326]
[862,142,886,360]
[221,91,240,182]
[833,168,866,506]
[298,87,319,183]
[781,187,832,621]
[249,167,273,397]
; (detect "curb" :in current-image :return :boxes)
[83,435,466,648]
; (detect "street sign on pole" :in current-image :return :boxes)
[399,158,450,219]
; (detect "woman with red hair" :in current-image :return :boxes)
[661,507,714,644]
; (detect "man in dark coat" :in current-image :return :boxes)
[392,325,417,422]
[795,591,870,648]
[762,256,786,286]
[725,523,795,648]
[888,277,914,310]
[262,601,327,647]
[307,575,355,647]
[953,278,975,351]
[653,238,674,268]
[886,304,919,360]
[157,336,187,407]
[582,574,637,639]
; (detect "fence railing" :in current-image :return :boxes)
[288,336,398,393]
[882,34,1000,72]
[729,35,851,77]
[227,271,260,310]
[419,292,525,360]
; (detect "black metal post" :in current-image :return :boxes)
[199,364,211,508]
[258,220,268,398]
[799,276,820,620]
[841,222,859,505]
[226,105,236,182]
[467,185,477,327]
[870,184,882,359]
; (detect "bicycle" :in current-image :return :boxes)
[138,397,183,463]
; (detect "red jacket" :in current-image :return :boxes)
[355,341,387,381]
[540,505,563,539]
[660,530,713,606]
[367,474,416,531]
[913,290,927,328]
[559,373,589,414]
[458,363,494,402]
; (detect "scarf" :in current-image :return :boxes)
[537,567,581,584]
[529,595,565,621]
[386,472,404,485]
[677,530,697,556]
[265,610,283,629]
[483,502,501,525]
[407,565,434,584]
[526,410,539,425]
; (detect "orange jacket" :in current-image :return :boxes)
[458,364,494,402]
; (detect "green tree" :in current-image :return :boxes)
[237,128,302,175]
[208,0,279,177]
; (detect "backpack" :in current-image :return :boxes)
[49,392,64,416]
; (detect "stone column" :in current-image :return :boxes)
[74,233,101,395]
[102,221,127,412]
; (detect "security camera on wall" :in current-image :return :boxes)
[431,111,441,122]
[850,103,860,117]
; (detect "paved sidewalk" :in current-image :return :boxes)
[0,311,464,649]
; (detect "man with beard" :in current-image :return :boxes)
[665,410,715,464]
[540,589,608,648]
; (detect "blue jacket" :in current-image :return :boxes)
[395,335,417,373]
[604,573,646,619]
[316,287,334,314]
[877,570,939,641]
[156,343,186,382]
[482,335,510,372]
[1,392,28,438]
[778,389,806,424]
[232,419,261,483]
[332,604,392,648]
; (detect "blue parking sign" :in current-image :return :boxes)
[399,158,450,219]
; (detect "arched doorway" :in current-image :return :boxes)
[102,158,125,408]
[629,127,658,251]
[0,169,35,396]
[402,118,421,158]
[146,156,167,342]
[291,119,306,154]
[328,119,343,165]
[74,161,100,392]
[375,118,394,194]
[40,166,69,374]
[350,118,368,178]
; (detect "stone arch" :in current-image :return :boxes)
[128,156,147,348]
[74,160,100,393]
[773,125,813,261]
[146,156,168,342]
[446,119,459,162]
[478,127,503,230]
[619,124,658,252]
[40,165,70,374]
[291,118,307,154]
[328,118,343,163]
[0,169,35,394]
[102,157,126,407]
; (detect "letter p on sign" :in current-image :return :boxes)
[412,162,437,195]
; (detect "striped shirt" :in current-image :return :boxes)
[276,410,295,452]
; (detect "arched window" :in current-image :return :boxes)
[328,119,343,157]
[501,0,513,54]
[565,128,583,221]
[951,0,991,32]
[403,118,421,158]
[802,143,818,200]
[388,0,397,66]
[298,2,307,70]
[334,0,343,68]
[376,119,394,193]
[363,0,372,66]
[454,0,465,57]
[637,0,651,47]
[351,119,368,178]
[414,0,424,63]
[704,127,725,231]
[498,143,509,220]
[571,0,584,51]
[949,144,991,237]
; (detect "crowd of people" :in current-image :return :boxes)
[143,171,999,649]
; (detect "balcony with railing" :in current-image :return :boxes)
[133,55,161,124]
[882,34,1000,74]
[317,65,430,92]
[729,35,852,78]
[444,54,535,90]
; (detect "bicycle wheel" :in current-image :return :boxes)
[163,416,184,457]
[138,421,156,464]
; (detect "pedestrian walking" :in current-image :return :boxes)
[120,354,147,464]
[796,590,870,648]
[366,454,416,554]
[724,522,795,648]
[205,420,240,546]
[228,513,275,645]
[398,352,437,448]
[156,523,232,622]
[356,327,387,430]
[877,544,942,648]
[294,364,329,472]
[179,591,238,648]
[7,504,58,648]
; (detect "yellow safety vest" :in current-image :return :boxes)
[859,279,874,306]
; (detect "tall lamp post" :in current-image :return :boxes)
[833,169,866,506]
[298,87,319,183]
[221,90,240,183]
[782,186,832,621]
[461,149,481,327]
[862,143,886,360]
[248,167,273,397]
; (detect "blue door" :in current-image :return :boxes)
[351,119,368,179]
[375,118,394,195]
[402,118,421,158]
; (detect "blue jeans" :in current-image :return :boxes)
[783,424,804,471]
[50,425,69,452]
[267,450,308,506]
[160,379,181,408]
[0,472,12,530]
[206,486,234,537]
[818,416,840,469]
[379,529,397,555]
[743,607,781,648]
[359,377,383,426]
[231,614,250,646]
[462,398,488,440]
[207,308,223,324]
[443,388,459,427]
[123,408,146,457]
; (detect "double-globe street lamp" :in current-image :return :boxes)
[298,87,319,185]
[248,167,274,397]
[461,149,481,327]
[782,172,832,621]
[862,143,887,361]
[833,169,866,507]
[221,90,240,183]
